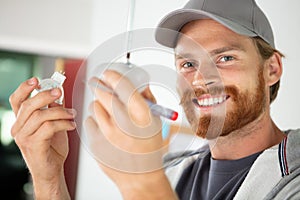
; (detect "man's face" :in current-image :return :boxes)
[175,19,268,139]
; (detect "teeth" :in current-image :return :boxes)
[208,98,213,106]
[197,96,227,107]
[200,99,204,105]
[214,98,218,104]
[218,97,223,103]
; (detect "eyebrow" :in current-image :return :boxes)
[175,53,197,60]
[209,45,246,56]
[175,44,246,60]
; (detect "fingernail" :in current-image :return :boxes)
[27,77,36,86]
[50,88,60,96]
[66,109,77,116]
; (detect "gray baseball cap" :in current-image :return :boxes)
[155,0,275,48]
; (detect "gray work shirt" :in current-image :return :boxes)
[175,149,261,200]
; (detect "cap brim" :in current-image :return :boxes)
[155,9,257,48]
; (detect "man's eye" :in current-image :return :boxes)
[219,56,234,62]
[176,60,199,72]
[182,61,196,68]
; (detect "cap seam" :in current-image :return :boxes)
[202,0,207,10]
[251,0,255,32]
[223,16,256,35]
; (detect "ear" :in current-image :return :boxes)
[265,52,283,86]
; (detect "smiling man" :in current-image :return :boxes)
[155,0,300,199]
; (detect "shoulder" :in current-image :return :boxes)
[163,144,209,189]
[284,129,300,173]
[286,128,300,141]
[263,129,300,200]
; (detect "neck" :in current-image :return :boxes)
[209,111,285,160]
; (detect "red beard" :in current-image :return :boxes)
[179,69,266,139]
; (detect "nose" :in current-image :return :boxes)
[192,70,213,86]
[192,67,219,88]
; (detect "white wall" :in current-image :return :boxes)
[0,0,299,199]
[0,0,93,58]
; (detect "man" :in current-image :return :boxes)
[155,0,300,199]
[9,0,300,200]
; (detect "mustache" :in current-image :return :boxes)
[179,85,239,105]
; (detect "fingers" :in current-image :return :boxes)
[100,70,151,125]
[12,88,63,134]
[101,70,141,104]
[90,77,118,114]
[88,100,112,133]
[12,107,76,138]
[9,77,39,115]
[14,119,75,146]
[34,120,75,142]
[89,76,133,126]
[88,70,162,139]
[84,116,104,146]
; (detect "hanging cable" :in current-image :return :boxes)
[125,0,136,64]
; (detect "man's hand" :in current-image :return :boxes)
[9,77,76,200]
[85,70,177,200]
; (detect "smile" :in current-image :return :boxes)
[192,95,229,107]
